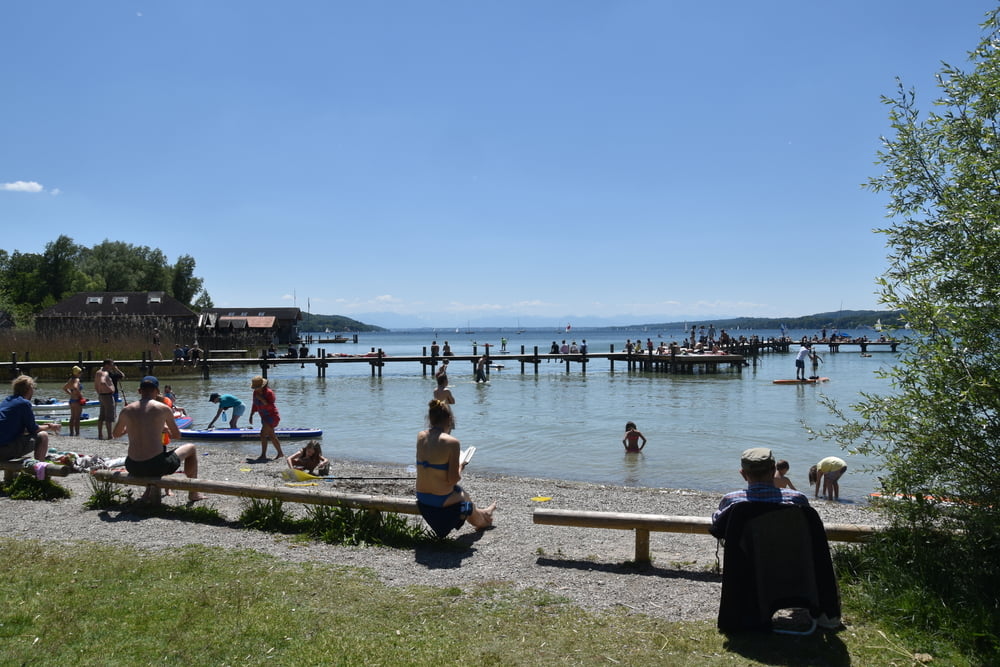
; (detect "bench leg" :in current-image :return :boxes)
[143,484,163,505]
[634,529,650,564]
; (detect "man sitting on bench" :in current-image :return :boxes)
[113,375,206,504]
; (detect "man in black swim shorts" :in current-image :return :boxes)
[113,375,206,503]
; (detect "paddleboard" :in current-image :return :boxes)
[179,427,323,440]
[772,377,830,384]
[33,399,101,412]
[42,413,99,426]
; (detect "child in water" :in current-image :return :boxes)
[288,440,330,476]
[773,459,797,490]
[622,422,647,453]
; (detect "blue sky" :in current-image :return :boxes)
[3,2,995,328]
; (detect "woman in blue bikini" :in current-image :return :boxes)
[415,399,495,536]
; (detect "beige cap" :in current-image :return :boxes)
[741,447,775,473]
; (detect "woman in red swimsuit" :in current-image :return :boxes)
[249,375,284,461]
[622,421,647,453]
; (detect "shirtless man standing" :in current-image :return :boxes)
[112,375,206,503]
[94,359,117,440]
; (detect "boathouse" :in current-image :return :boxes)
[35,291,196,340]
[199,307,302,345]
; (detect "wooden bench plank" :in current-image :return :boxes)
[90,469,420,514]
[0,459,72,482]
[532,508,878,564]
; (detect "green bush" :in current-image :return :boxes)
[2,474,71,501]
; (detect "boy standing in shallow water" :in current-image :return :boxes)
[773,459,797,490]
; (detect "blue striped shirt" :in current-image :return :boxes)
[711,482,810,528]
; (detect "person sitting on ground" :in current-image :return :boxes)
[0,375,60,461]
[711,447,809,537]
[622,421,647,453]
[415,399,495,537]
[207,392,246,429]
[112,376,206,504]
[809,456,847,501]
[287,440,330,476]
[773,459,797,490]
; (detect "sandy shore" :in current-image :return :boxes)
[2,435,882,622]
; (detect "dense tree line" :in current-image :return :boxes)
[299,313,386,333]
[0,235,212,326]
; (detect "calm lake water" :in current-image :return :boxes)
[36,327,898,501]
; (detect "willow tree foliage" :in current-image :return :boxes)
[822,14,1000,656]
[843,10,1000,526]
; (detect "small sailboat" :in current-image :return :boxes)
[565,323,571,333]
[875,318,883,332]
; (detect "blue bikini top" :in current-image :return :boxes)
[416,459,449,471]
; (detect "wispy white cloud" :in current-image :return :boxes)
[1,180,45,193]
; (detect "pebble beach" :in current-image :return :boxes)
[3,434,883,623]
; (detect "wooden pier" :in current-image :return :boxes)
[2,338,901,382]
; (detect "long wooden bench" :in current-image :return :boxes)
[90,469,420,514]
[532,508,878,564]
[1,459,72,482]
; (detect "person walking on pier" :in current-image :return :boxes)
[249,375,284,461]
[795,343,812,381]
[151,328,163,360]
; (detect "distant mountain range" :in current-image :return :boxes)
[303,310,904,332]
[299,313,387,332]
[637,310,905,332]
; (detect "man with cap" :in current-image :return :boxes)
[207,392,246,429]
[711,447,809,536]
[113,376,206,503]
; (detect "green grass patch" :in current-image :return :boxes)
[1,474,72,500]
[833,530,1000,664]
[0,539,981,666]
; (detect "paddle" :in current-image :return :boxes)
[280,468,414,483]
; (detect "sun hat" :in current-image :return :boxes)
[251,376,267,389]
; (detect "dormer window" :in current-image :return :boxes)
[148,296,162,304]
[112,296,128,304]
[86,296,103,304]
